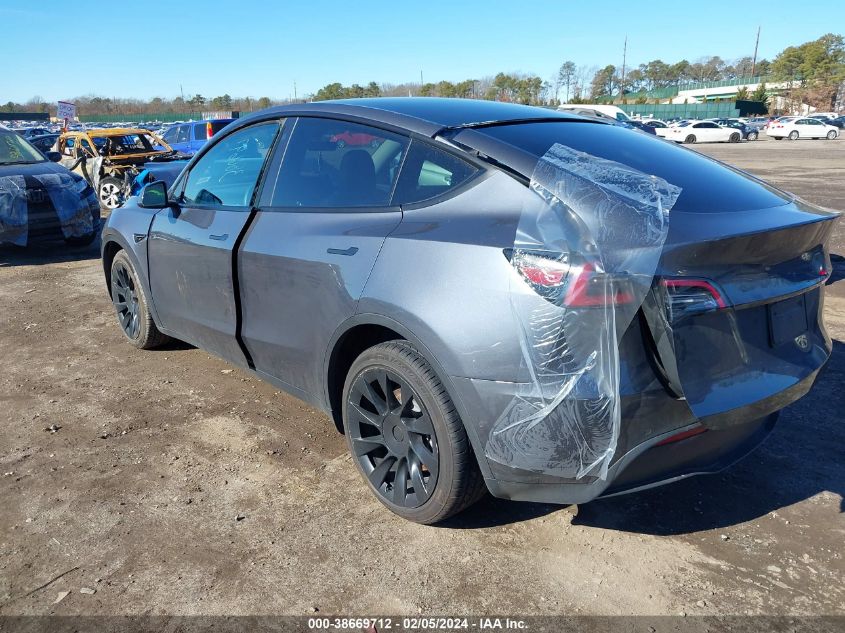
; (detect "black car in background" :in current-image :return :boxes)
[27,134,59,154]
[0,128,100,247]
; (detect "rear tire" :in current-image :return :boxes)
[684,134,696,144]
[110,250,169,349]
[342,340,486,524]
[788,131,799,140]
[827,130,837,140]
[729,132,741,143]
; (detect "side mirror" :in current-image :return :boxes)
[45,151,61,163]
[139,180,169,209]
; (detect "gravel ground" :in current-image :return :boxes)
[1,135,843,620]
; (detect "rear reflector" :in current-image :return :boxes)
[655,425,707,446]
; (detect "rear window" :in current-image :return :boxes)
[474,121,792,213]
[392,141,479,205]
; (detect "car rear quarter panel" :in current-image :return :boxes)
[358,170,527,383]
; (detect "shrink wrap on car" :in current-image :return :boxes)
[0,175,28,246]
[0,173,97,245]
[32,172,98,239]
[486,143,681,479]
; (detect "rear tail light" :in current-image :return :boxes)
[661,278,726,321]
[508,250,635,307]
[206,122,213,139]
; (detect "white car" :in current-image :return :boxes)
[642,120,671,138]
[666,120,742,144]
[766,117,839,140]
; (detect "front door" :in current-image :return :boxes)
[147,120,281,364]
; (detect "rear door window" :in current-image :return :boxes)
[269,117,408,208]
[392,141,479,205]
[193,124,208,141]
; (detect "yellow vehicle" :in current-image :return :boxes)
[56,128,175,209]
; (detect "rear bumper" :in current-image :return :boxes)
[454,366,823,505]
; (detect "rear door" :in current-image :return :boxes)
[147,120,281,364]
[238,117,410,398]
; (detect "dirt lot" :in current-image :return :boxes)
[1,136,843,620]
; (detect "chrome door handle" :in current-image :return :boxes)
[209,233,229,241]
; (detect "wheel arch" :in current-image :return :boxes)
[322,313,494,480]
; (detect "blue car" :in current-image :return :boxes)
[159,119,234,155]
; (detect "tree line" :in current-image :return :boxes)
[2,33,842,117]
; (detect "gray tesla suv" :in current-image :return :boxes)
[101,99,838,524]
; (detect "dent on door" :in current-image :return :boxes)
[238,210,402,399]
[148,206,252,365]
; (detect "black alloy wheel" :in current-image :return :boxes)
[112,260,140,339]
[346,366,440,508]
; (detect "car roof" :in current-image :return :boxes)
[250,98,586,136]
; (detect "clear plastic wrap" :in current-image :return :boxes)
[485,143,681,480]
[0,175,28,246]
[32,172,97,239]
[0,172,97,245]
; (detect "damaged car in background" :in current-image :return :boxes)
[55,128,190,210]
[100,99,839,524]
[1,126,100,247]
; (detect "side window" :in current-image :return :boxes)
[162,126,178,143]
[193,124,208,141]
[61,137,76,156]
[392,140,480,205]
[270,118,409,208]
[182,122,279,208]
[79,138,95,156]
[176,125,190,144]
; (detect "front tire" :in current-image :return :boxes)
[110,250,169,349]
[342,341,485,524]
[747,131,758,141]
[684,134,696,144]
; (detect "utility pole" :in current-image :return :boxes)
[420,70,424,86]
[751,26,761,77]
[620,35,627,100]
[294,81,297,101]
[180,84,185,114]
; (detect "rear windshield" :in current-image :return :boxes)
[475,121,792,213]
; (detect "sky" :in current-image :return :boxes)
[1,0,841,103]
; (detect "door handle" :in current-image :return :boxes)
[327,247,358,256]
[209,233,229,241]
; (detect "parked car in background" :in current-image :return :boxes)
[622,119,657,135]
[0,127,100,246]
[666,120,742,144]
[766,118,839,140]
[828,116,845,130]
[745,117,770,131]
[159,119,234,155]
[27,133,60,154]
[714,119,759,141]
[330,130,383,147]
[56,128,181,209]
[18,127,53,139]
[101,99,838,524]
[557,103,631,121]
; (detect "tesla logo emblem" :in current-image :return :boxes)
[795,334,810,351]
